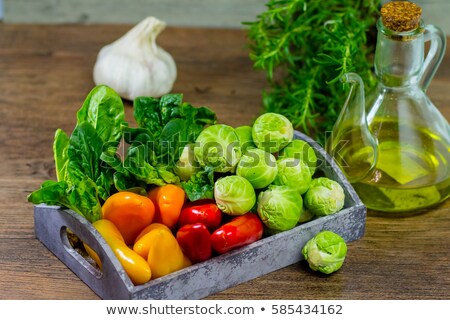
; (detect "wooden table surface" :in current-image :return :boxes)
[1,24,449,300]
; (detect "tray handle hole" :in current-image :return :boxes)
[60,226,103,279]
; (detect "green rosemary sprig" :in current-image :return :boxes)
[245,0,380,142]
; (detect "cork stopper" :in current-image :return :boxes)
[381,1,422,32]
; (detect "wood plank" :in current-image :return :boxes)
[0,239,99,299]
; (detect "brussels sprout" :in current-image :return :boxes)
[194,124,241,173]
[272,157,312,194]
[302,230,347,274]
[298,207,315,224]
[252,113,294,153]
[278,139,318,175]
[214,175,256,215]
[235,125,256,153]
[173,143,200,181]
[304,177,345,216]
[257,185,303,231]
[236,148,278,189]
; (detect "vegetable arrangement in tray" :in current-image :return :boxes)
[28,85,348,285]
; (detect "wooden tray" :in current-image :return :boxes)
[33,131,366,300]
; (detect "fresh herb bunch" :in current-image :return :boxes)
[245,0,380,142]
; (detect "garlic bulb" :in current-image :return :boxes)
[93,17,177,100]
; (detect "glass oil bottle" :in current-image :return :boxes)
[328,1,450,214]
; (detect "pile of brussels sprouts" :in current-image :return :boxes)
[192,112,348,273]
[194,113,346,231]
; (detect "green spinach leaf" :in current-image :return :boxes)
[66,121,113,201]
[158,118,189,165]
[181,167,215,201]
[66,176,102,222]
[130,94,217,167]
[133,96,163,134]
[27,178,101,222]
[28,180,70,207]
[76,85,127,145]
[100,149,147,191]
[67,122,104,183]
[124,144,167,186]
[113,172,147,192]
[53,129,69,182]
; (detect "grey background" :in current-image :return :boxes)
[0,0,449,34]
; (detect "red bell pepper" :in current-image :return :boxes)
[176,223,212,263]
[178,200,222,231]
[210,213,263,254]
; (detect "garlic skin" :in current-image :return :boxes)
[93,17,177,100]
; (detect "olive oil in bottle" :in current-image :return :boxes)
[340,119,450,213]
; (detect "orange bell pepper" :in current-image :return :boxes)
[147,184,185,229]
[84,219,151,285]
[102,191,155,245]
[133,223,191,279]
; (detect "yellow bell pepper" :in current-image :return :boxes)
[133,223,191,279]
[133,223,171,258]
[84,219,151,285]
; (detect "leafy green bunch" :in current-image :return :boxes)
[28,86,217,222]
[245,0,380,142]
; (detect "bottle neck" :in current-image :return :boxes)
[374,19,425,87]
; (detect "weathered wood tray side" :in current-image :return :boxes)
[33,131,366,300]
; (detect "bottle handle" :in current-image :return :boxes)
[327,73,378,184]
[420,24,447,92]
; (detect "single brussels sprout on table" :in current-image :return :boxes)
[194,124,241,173]
[304,177,345,216]
[235,125,256,153]
[236,148,278,189]
[173,143,200,181]
[252,113,294,153]
[257,185,303,232]
[272,157,312,195]
[278,139,318,176]
[302,230,347,274]
[214,175,256,216]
